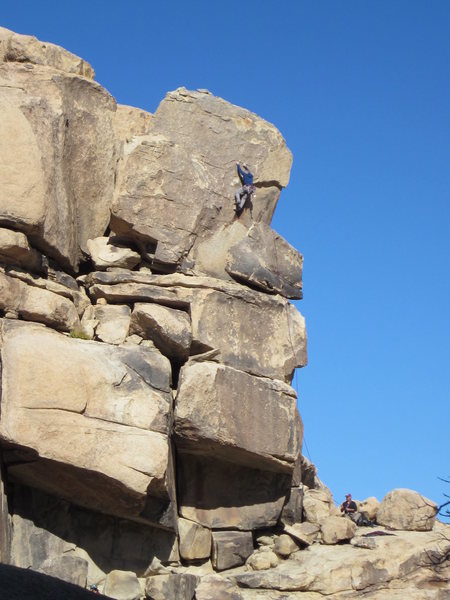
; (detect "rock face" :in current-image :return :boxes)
[174,361,301,471]
[0,27,447,600]
[0,27,117,271]
[111,88,293,275]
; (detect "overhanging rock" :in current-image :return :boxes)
[174,361,301,473]
[111,88,293,276]
[0,320,176,529]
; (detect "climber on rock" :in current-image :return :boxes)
[235,162,255,216]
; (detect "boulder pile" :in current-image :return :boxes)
[0,27,448,599]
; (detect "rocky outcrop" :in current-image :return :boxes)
[376,488,438,531]
[0,28,117,271]
[111,88,293,276]
[0,27,447,600]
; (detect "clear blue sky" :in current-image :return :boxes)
[3,1,449,511]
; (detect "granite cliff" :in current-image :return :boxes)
[0,27,448,599]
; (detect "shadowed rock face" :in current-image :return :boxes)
[176,452,292,531]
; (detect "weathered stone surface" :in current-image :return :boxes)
[0,26,94,78]
[178,518,212,562]
[86,271,307,381]
[0,320,174,526]
[225,222,303,299]
[246,549,279,571]
[104,570,141,600]
[186,284,306,382]
[235,525,450,596]
[130,303,192,360]
[284,522,320,546]
[0,58,116,270]
[358,496,380,521]
[174,362,300,472]
[0,270,80,331]
[94,304,131,344]
[114,104,153,142]
[212,531,254,571]
[0,563,114,600]
[177,453,290,531]
[0,228,43,272]
[145,573,197,600]
[280,486,304,526]
[111,88,292,274]
[37,554,88,588]
[302,487,335,525]
[376,489,437,531]
[195,574,242,600]
[5,267,90,317]
[87,237,141,270]
[273,534,299,557]
[320,516,357,545]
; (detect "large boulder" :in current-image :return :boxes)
[320,516,357,545]
[358,496,380,521]
[225,222,303,299]
[376,489,437,531]
[174,361,300,472]
[302,487,336,525]
[111,88,292,275]
[0,43,117,271]
[0,320,175,527]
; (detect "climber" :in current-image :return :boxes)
[235,161,255,215]
[89,583,100,594]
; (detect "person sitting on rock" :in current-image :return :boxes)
[341,493,374,526]
[341,493,358,519]
[235,162,255,215]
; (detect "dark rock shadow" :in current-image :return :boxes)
[0,563,115,600]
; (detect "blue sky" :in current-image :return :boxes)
[3,1,449,511]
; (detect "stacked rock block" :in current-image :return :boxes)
[0,27,307,589]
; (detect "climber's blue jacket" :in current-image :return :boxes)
[237,164,254,185]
